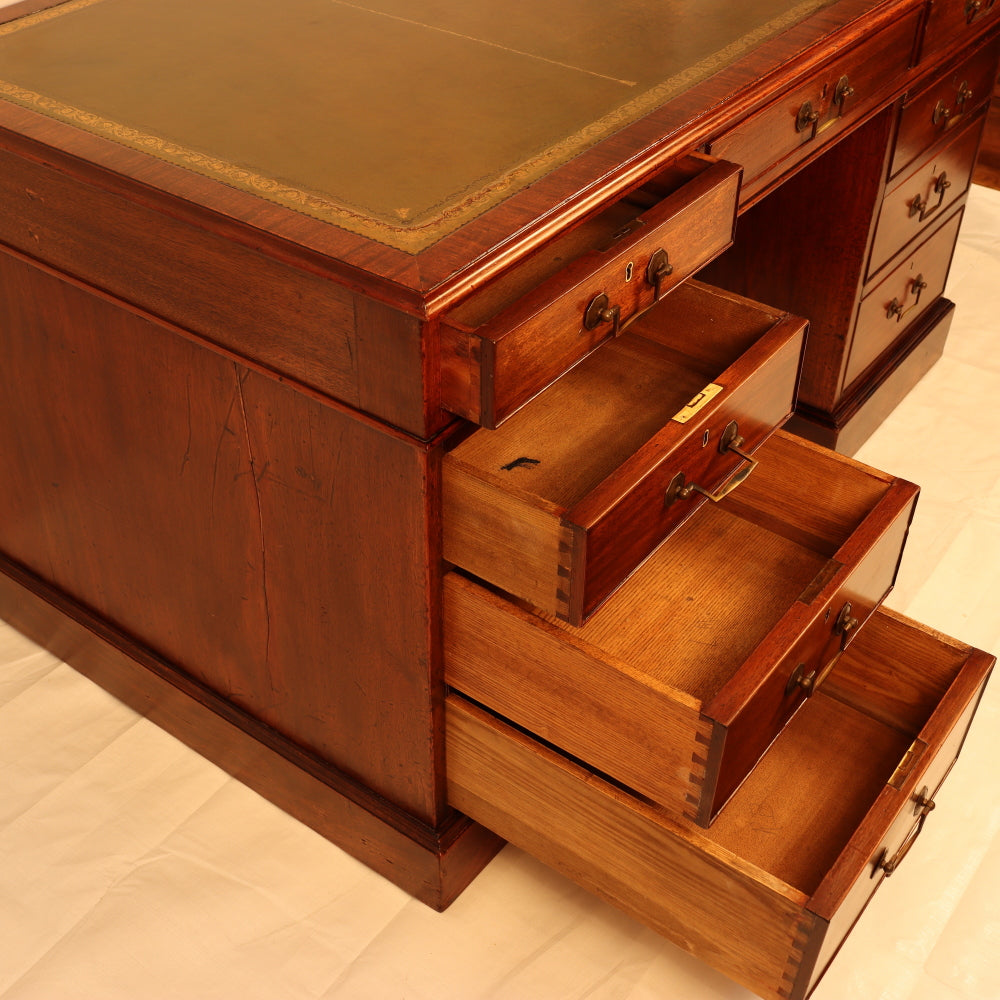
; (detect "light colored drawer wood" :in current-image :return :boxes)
[708,9,922,203]
[447,608,994,1000]
[439,155,740,428]
[847,207,963,389]
[443,281,806,624]
[445,432,919,824]
[869,108,984,277]
[891,34,1000,177]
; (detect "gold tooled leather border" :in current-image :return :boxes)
[0,0,830,252]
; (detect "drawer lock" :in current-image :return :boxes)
[583,293,622,336]
[874,787,936,877]
[665,421,757,506]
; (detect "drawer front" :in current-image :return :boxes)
[891,34,1000,177]
[439,157,741,429]
[846,208,963,389]
[446,610,994,1000]
[443,285,806,625]
[870,109,985,276]
[445,433,919,824]
[922,0,1000,64]
[709,10,922,202]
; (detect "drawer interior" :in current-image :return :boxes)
[541,433,900,703]
[448,280,784,511]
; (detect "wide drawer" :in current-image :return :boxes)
[708,9,922,203]
[445,431,919,824]
[869,108,985,277]
[447,608,994,1000]
[890,34,1000,177]
[846,207,963,389]
[439,155,741,428]
[443,281,806,624]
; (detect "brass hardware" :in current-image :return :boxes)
[833,75,855,111]
[934,82,973,129]
[957,81,974,110]
[664,421,757,506]
[624,261,634,282]
[583,293,621,336]
[909,171,951,222]
[886,273,928,322]
[874,787,936,877]
[966,0,984,22]
[834,600,860,650]
[671,382,724,424]
[646,248,674,301]
[785,600,860,697]
[796,100,820,135]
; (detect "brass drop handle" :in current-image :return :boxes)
[886,274,928,322]
[834,75,856,111]
[583,293,622,337]
[875,788,936,877]
[796,100,820,135]
[665,421,757,507]
[785,601,860,697]
[646,248,674,301]
[834,600,859,647]
[909,171,951,222]
[966,0,984,23]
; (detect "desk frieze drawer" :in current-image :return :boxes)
[708,9,922,203]
[446,608,994,1000]
[922,0,1000,63]
[445,432,919,825]
[438,156,740,429]
[443,281,806,625]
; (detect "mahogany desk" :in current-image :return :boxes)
[0,2,997,998]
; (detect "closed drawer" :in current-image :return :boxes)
[847,207,963,389]
[445,431,919,825]
[439,156,741,429]
[709,10,922,202]
[869,109,984,277]
[443,281,806,625]
[891,34,1000,177]
[447,608,994,1000]
[922,0,1000,63]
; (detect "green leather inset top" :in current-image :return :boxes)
[0,0,833,250]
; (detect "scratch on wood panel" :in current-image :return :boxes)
[233,364,273,683]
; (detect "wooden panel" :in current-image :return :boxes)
[0,246,443,822]
[922,0,1000,63]
[845,207,963,388]
[0,555,504,911]
[446,695,814,1000]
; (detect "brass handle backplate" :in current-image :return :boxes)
[583,293,622,336]
[646,248,675,301]
[665,421,757,507]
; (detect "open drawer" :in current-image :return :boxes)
[443,281,806,624]
[439,155,741,428]
[445,431,919,824]
[447,607,994,1000]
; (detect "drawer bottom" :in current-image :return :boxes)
[446,608,992,1000]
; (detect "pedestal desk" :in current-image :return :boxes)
[0,2,997,998]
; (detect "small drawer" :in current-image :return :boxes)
[846,207,963,390]
[891,34,1000,177]
[869,109,984,277]
[439,155,741,428]
[443,281,806,625]
[447,608,994,1000]
[922,0,1000,64]
[445,432,919,825]
[709,10,922,202]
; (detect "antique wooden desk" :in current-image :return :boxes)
[0,2,997,998]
